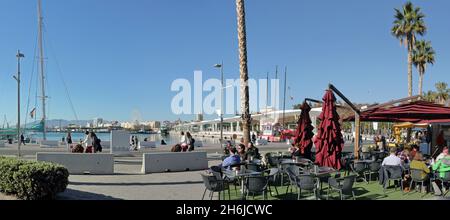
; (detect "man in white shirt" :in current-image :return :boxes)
[382,147,402,166]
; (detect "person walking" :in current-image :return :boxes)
[20,133,26,145]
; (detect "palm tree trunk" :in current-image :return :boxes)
[407,44,413,97]
[236,0,251,146]
[418,67,424,97]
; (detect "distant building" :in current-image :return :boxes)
[196,114,203,122]
[93,118,103,128]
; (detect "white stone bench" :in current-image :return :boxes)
[141,152,208,174]
[0,141,5,147]
[36,153,114,174]
[100,141,111,149]
[39,140,60,147]
[138,141,156,149]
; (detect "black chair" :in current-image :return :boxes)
[383,165,404,194]
[267,156,280,168]
[265,168,279,197]
[201,173,228,200]
[285,165,301,194]
[409,169,429,195]
[245,176,269,200]
[436,171,450,197]
[327,175,357,200]
[247,163,262,172]
[368,161,381,183]
[352,162,368,183]
[295,174,318,200]
[361,152,371,160]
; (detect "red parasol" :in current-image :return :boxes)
[314,90,343,169]
[293,101,314,159]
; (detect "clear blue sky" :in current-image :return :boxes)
[0,0,449,124]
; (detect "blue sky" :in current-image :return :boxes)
[0,0,449,124]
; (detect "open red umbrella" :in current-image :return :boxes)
[293,101,314,160]
[314,90,343,169]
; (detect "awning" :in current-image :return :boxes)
[344,100,450,123]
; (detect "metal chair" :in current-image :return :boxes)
[200,173,228,200]
[352,162,368,183]
[295,174,318,200]
[409,169,429,195]
[245,176,269,200]
[383,165,404,194]
[327,175,357,200]
[368,161,381,183]
[285,165,301,194]
[264,168,279,196]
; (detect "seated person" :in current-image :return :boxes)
[221,148,241,170]
[398,148,410,167]
[410,152,431,180]
[245,142,260,160]
[237,144,247,161]
[160,139,167,145]
[409,145,420,160]
[382,147,402,167]
[432,148,450,179]
[432,147,450,195]
[171,144,182,152]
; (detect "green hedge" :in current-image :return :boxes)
[0,157,69,200]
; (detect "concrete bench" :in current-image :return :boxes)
[0,141,4,147]
[36,152,114,174]
[100,141,111,149]
[139,141,156,149]
[141,152,208,174]
[39,140,59,147]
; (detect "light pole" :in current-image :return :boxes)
[13,50,25,157]
[214,62,224,144]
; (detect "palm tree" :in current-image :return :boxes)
[413,40,435,96]
[391,1,427,97]
[236,0,251,145]
[435,82,450,104]
[423,90,437,102]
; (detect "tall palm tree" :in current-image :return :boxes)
[435,82,450,104]
[413,40,435,96]
[423,90,437,102]
[236,0,251,145]
[391,1,427,97]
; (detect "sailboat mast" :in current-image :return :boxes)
[38,0,46,140]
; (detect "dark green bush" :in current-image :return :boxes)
[0,157,69,200]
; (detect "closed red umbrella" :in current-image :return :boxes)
[314,90,343,169]
[293,101,314,160]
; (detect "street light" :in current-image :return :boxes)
[14,50,24,157]
[214,62,224,144]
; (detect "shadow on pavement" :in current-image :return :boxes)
[69,181,203,186]
[57,188,122,200]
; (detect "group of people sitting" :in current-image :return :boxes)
[219,141,261,170]
[170,131,195,152]
[70,131,102,153]
[381,145,450,195]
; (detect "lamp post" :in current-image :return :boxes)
[13,50,25,157]
[214,62,224,144]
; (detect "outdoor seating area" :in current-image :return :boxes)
[200,149,450,200]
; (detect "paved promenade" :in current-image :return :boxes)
[0,140,363,200]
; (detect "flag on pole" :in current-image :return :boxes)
[30,108,36,119]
